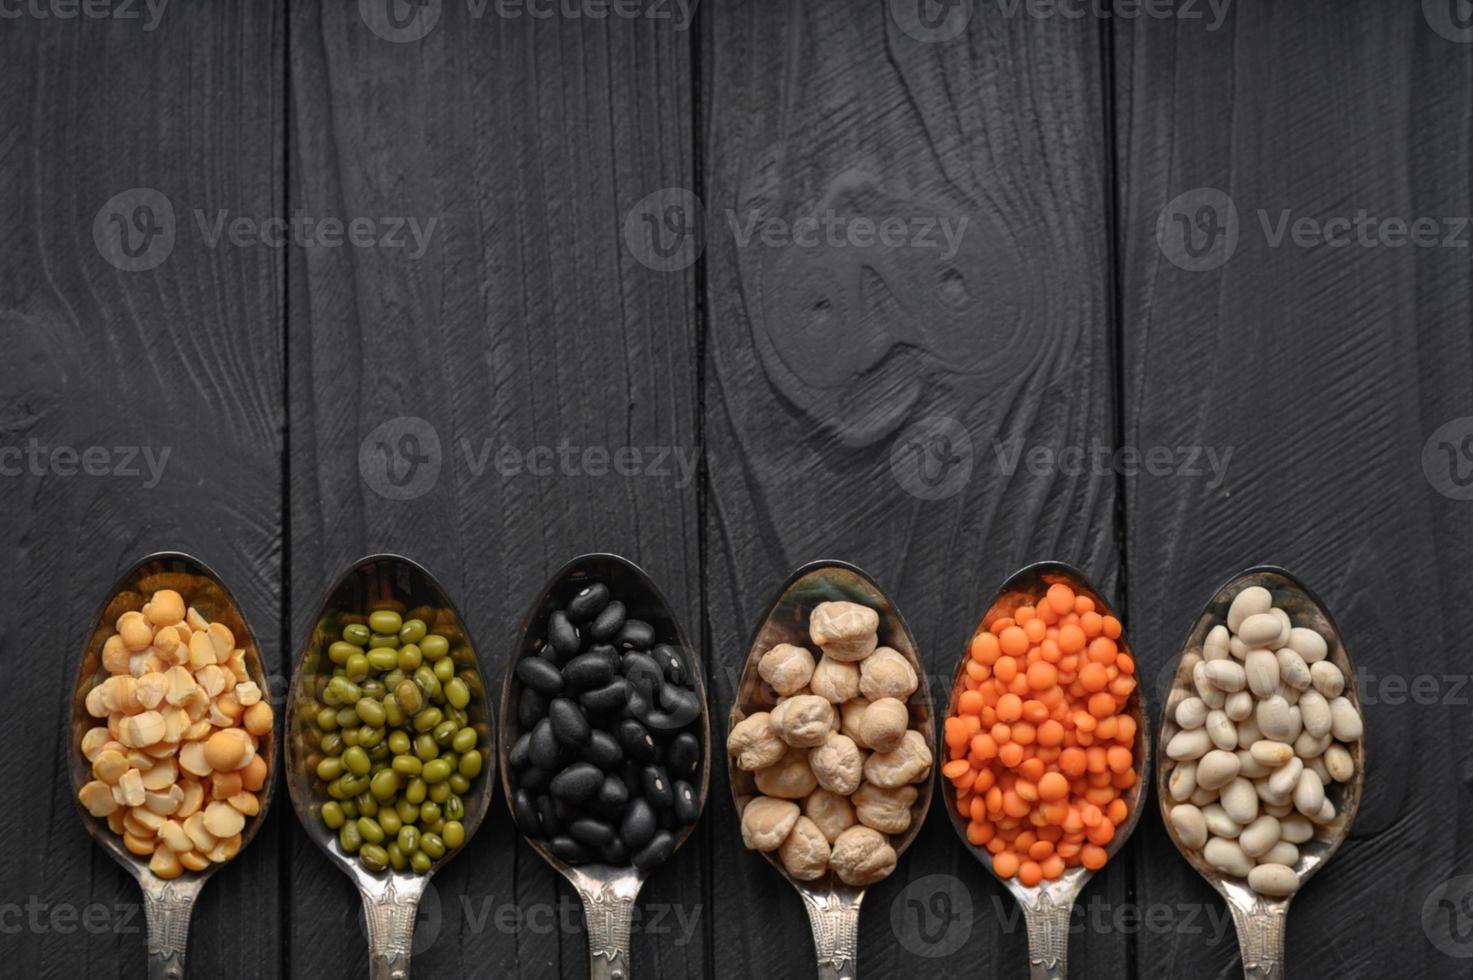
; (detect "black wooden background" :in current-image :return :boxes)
[3,1,1472,978]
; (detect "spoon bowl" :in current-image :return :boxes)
[1156,566,1364,979]
[940,561,1150,980]
[499,553,710,980]
[285,554,495,980]
[728,560,935,980]
[67,551,277,980]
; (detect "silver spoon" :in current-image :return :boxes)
[1156,565,1365,980]
[284,554,495,980]
[941,561,1151,980]
[728,560,935,980]
[67,551,278,980]
[499,552,710,980]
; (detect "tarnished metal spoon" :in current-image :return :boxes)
[500,553,710,980]
[1156,566,1365,980]
[941,561,1150,980]
[68,551,278,980]
[285,554,495,980]
[728,560,935,980]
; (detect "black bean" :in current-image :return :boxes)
[549,698,591,745]
[616,619,655,650]
[641,765,674,808]
[616,719,658,762]
[590,601,626,641]
[513,788,539,831]
[585,642,619,661]
[620,761,642,796]
[620,798,656,849]
[548,610,581,658]
[652,643,686,685]
[533,641,559,663]
[579,678,630,716]
[562,652,615,690]
[567,582,609,622]
[516,656,564,696]
[509,732,534,770]
[517,688,548,729]
[580,729,623,770]
[552,797,582,825]
[519,766,550,793]
[550,762,603,804]
[666,733,700,779]
[643,688,701,733]
[568,818,614,847]
[620,651,662,682]
[672,780,699,825]
[535,794,561,837]
[631,830,675,870]
[600,838,628,865]
[547,836,589,864]
[596,774,628,810]
[529,718,563,770]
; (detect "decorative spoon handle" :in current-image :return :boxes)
[799,889,862,980]
[360,881,424,980]
[1230,900,1288,980]
[143,878,201,980]
[1021,894,1075,980]
[574,876,642,980]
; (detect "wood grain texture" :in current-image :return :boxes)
[286,3,700,977]
[0,3,286,978]
[701,3,1122,976]
[1115,3,1473,977]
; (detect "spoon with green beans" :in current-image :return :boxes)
[286,555,495,980]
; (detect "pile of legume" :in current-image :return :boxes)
[730,600,933,886]
[944,582,1140,886]
[77,589,273,879]
[1163,586,1362,897]
[303,607,485,874]
[507,580,704,868]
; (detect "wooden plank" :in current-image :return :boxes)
[1116,4,1473,977]
[286,4,700,977]
[0,4,286,978]
[701,4,1121,976]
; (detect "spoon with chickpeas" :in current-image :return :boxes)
[1157,566,1365,979]
[285,554,495,980]
[728,561,935,980]
[940,562,1150,980]
[69,552,277,980]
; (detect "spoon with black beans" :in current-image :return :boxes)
[501,553,709,980]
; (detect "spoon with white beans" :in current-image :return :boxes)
[1157,567,1365,980]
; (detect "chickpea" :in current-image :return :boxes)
[740,796,800,852]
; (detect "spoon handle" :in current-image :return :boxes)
[1021,896,1073,980]
[577,881,639,980]
[1229,900,1288,980]
[361,885,422,980]
[142,878,201,980]
[799,889,862,980]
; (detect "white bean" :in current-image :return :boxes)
[1206,710,1238,750]
[1262,800,1294,818]
[1255,696,1294,741]
[1229,636,1250,660]
[1309,660,1344,698]
[1205,660,1247,693]
[1175,696,1209,730]
[1305,755,1331,785]
[1239,815,1281,857]
[1269,608,1292,647]
[1221,777,1259,825]
[1201,803,1242,838]
[1248,864,1300,896]
[1170,804,1208,849]
[1192,662,1228,708]
[1267,756,1303,798]
[1204,625,1231,660]
[1236,714,1262,749]
[1227,587,1272,633]
[1190,786,1220,806]
[1204,837,1254,877]
[1261,840,1300,866]
[1276,648,1311,690]
[1329,697,1363,741]
[1293,769,1325,817]
[1196,749,1241,790]
[1244,649,1280,698]
[1167,728,1212,761]
[1312,797,1337,825]
[1235,750,1270,779]
[1279,814,1314,843]
[1249,740,1294,767]
[1298,690,1331,738]
[1324,743,1355,783]
[1287,627,1327,663]
[1224,690,1255,722]
[1168,760,1198,801]
[1293,730,1331,759]
[1237,614,1282,647]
